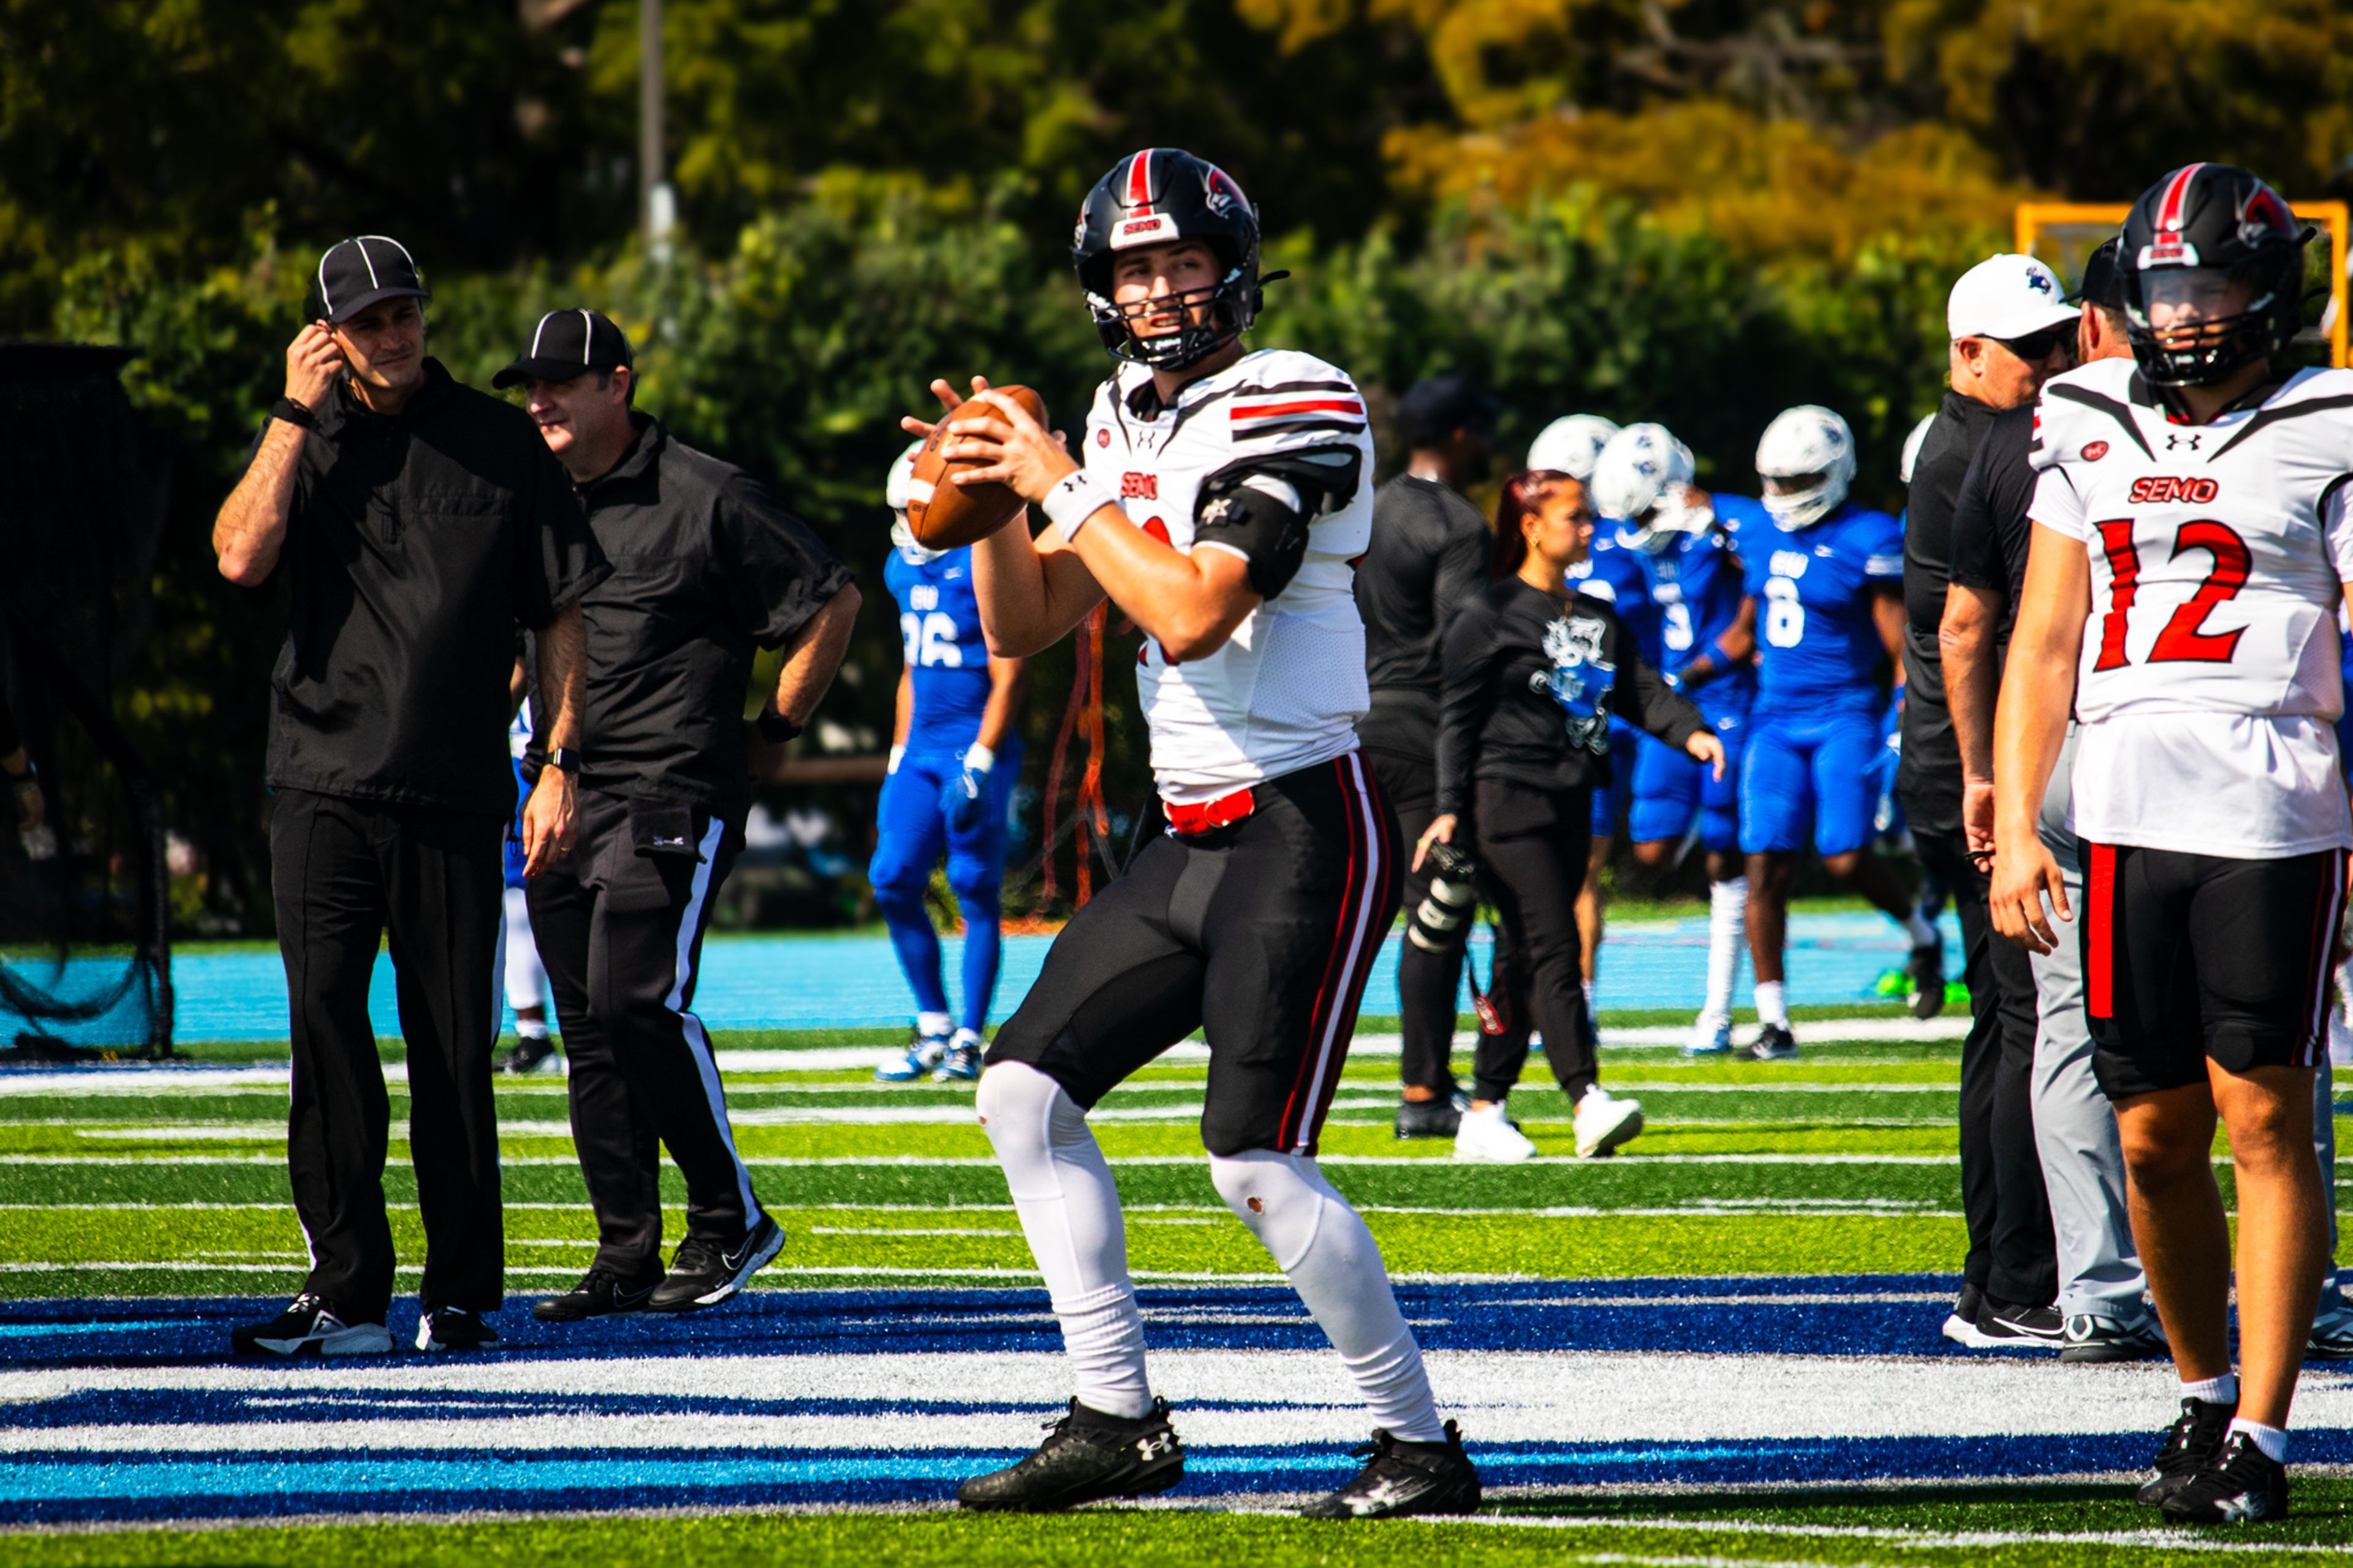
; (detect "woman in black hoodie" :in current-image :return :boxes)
[1421,469,1724,1161]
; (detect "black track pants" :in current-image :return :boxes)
[272,788,506,1322]
[1471,778,1599,1105]
[1917,828,2056,1307]
[526,785,759,1275]
[1364,746,1465,1097]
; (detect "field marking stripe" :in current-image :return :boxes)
[1419,1510,2353,1556]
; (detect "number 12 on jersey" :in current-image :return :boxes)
[2091,517,2251,670]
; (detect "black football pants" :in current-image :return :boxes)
[271,788,506,1323]
[1917,828,2057,1308]
[527,785,762,1276]
[1471,778,1599,1105]
[1365,745,1466,1097]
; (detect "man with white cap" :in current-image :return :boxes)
[1906,253,2074,1351]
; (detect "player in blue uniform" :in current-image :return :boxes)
[1738,406,1943,1059]
[1590,429,1760,1056]
[494,662,556,1073]
[872,444,1029,1083]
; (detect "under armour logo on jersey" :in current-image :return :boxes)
[2166,431,2203,451]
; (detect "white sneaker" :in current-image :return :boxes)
[1453,1102,1537,1162]
[1574,1086,1645,1158]
[1683,1017,1733,1056]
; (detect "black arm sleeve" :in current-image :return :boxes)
[1609,611,1705,748]
[1194,445,1365,600]
[720,474,854,648]
[1434,597,1498,817]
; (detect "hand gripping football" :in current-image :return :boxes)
[905,384,1050,550]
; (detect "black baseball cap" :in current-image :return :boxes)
[1397,374,1500,447]
[315,236,430,324]
[2072,237,2127,311]
[493,309,634,389]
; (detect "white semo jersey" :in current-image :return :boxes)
[2029,358,2353,856]
[1081,347,1375,803]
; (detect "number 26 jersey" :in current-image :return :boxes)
[2029,357,2353,856]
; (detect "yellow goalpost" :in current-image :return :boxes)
[2015,200,2351,369]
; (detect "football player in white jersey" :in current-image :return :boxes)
[1993,163,2352,1524]
[905,148,1479,1519]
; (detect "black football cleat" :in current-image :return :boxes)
[2138,1396,2238,1506]
[647,1215,786,1312]
[1906,937,1947,1020]
[957,1398,1186,1511]
[2161,1431,2289,1524]
[2059,1309,2169,1364]
[415,1304,500,1352]
[496,1034,561,1074]
[230,1293,393,1357]
[1394,1093,1466,1140]
[533,1265,662,1323]
[1743,1022,1798,1062]
[1300,1422,1481,1519]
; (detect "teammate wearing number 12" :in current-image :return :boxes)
[912,148,1477,1519]
[1994,163,2351,1524]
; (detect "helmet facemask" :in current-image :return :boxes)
[2124,255,2298,388]
[1082,250,1258,373]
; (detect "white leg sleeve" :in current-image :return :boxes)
[976,1062,1151,1418]
[1701,876,1748,1025]
[1208,1149,1444,1442]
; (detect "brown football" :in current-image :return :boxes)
[905,384,1049,550]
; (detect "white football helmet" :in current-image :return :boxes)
[1591,423,1702,553]
[1897,412,1937,486]
[885,439,940,561]
[1754,404,1857,529]
[1525,414,1621,481]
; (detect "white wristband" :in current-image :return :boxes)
[1043,469,1113,542]
[963,743,995,775]
[887,744,906,775]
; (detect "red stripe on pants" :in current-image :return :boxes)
[2085,841,2116,1020]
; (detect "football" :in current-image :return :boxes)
[905,384,1050,550]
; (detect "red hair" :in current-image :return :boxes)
[1491,469,1574,581]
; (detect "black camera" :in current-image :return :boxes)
[1407,840,1481,953]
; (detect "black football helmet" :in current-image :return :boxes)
[1072,148,1266,371]
[2119,162,2313,387]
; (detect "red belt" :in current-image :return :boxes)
[1165,787,1257,835]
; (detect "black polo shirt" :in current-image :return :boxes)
[1355,475,1492,759]
[570,417,851,817]
[1896,388,1999,836]
[1947,404,2037,649]
[254,360,607,816]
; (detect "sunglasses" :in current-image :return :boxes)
[1994,324,2072,362]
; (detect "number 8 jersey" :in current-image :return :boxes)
[2029,357,2353,856]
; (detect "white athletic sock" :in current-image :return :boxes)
[1755,980,1789,1028]
[976,1062,1151,1419]
[1701,877,1748,1025]
[1208,1149,1445,1442]
[1901,907,1938,949]
[2332,1009,2353,1070]
[1581,978,1597,1018]
[2229,1417,2288,1463]
[2181,1371,2240,1406]
[917,1010,953,1040]
[515,1018,548,1041]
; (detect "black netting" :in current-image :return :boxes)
[0,344,173,1057]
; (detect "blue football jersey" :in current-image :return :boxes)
[1631,523,1755,722]
[1740,500,1904,718]
[885,543,991,751]
[1567,525,1662,666]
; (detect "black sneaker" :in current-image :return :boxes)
[1906,937,1946,1020]
[230,1292,393,1357]
[1965,1299,2066,1349]
[533,1265,662,1323]
[1300,1422,1481,1519]
[646,1214,786,1312]
[1394,1093,1466,1140]
[1939,1282,1985,1347]
[497,1034,560,1074]
[957,1397,1185,1511]
[2161,1431,2289,1524]
[1743,1023,1798,1061]
[415,1304,500,1352]
[2137,1396,2238,1506]
[2060,1310,2169,1364]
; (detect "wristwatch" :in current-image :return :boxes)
[544,747,580,775]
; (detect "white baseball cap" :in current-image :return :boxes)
[1946,254,2078,342]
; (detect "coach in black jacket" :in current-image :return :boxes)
[501,311,860,1322]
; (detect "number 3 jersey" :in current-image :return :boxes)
[1081,347,1376,804]
[2029,357,2353,856]
[884,540,991,752]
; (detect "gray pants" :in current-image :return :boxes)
[2029,724,2341,1316]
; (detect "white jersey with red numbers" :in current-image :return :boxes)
[1080,347,1375,804]
[2028,357,2353,856]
